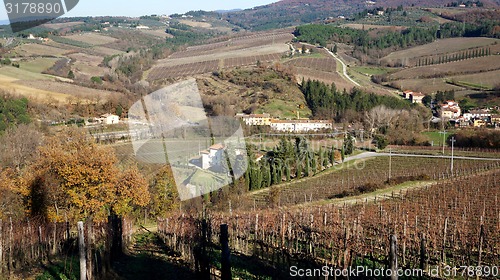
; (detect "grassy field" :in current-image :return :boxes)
[14,43,68,56]
[451,69,500,89]
[0,73,71,102]
[259,99,312,119]
[422,131,452,147]
[18,57,58,73]
[382,37,500,62]
[353,66,398,76]
[389,55,500,80]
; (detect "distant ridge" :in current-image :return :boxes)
[215,9,243,14]
[225,0,500,30]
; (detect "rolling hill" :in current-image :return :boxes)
[225,0,500,30]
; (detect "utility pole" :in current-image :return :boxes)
[450,137,456,173]
[389,147,392,181]
[439,130,447,155]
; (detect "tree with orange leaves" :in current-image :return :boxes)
[26,128,150,222]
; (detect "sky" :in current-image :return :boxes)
[1,0,277,21]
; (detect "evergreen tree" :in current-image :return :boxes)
[285,162,291,181]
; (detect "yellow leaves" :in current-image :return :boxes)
[113,166,150,216]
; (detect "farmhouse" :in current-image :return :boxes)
[270,119,333,133]
[440,101,461,119]
[95,114,120,125]
[410,92,425,104]
[201,143,225,170]
[237,113,272,126]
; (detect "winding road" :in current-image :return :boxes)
[323,47,361,87]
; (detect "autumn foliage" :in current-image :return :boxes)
[20,129,150,222]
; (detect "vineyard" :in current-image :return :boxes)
[169,32,294,59]
[157,169,500,279]
[0,217,133,278]
[250,156,500,209]
[147,53,283,81]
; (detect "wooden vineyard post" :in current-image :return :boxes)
[477,216,484,280]
[77,221,87,280]
[220,224,231,280]
[441,217,448,264]
[389,235,398,280]
[420,233,427,272]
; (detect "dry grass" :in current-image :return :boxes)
[382,37,500,61]
[0,74,71,102]
[15,43,68,56]
[15,80,115,101]
[63,33,118,46]
[68,52,110,77]
[178,19,212,29]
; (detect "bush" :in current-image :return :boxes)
[373,134,388,150]
[91,76,103,84]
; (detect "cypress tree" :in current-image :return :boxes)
[285,162,291,181]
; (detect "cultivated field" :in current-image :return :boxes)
[390,55,500,80]
[148,53,283,81]
[68,52,110,77]
[284,57,337,72]
[168,32,294,59]
[18,57,58,73]
[382,37,500,62]
[391,77,462,93]
[15,80,115,101]
[14,43,68,57]
[63,33,118,46]
[451,69,500,89]
[0,73,70,102]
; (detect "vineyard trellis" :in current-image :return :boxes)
[0,217,133,279]
[157,169,500,278]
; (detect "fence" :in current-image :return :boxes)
[0,216,133,279]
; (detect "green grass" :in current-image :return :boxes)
[260,99,312,119]
[0,65,52,80]
[36,256,79,280]
[19,58,58,73]
[352,66,397,76]
[422,131,452,147]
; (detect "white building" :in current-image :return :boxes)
[201,144,225,170]
[270,120,333,133]
[463,109,491,121]
[236,113,272,126]
[99,114,120,125]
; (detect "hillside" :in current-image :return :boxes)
[224,0,499,30]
